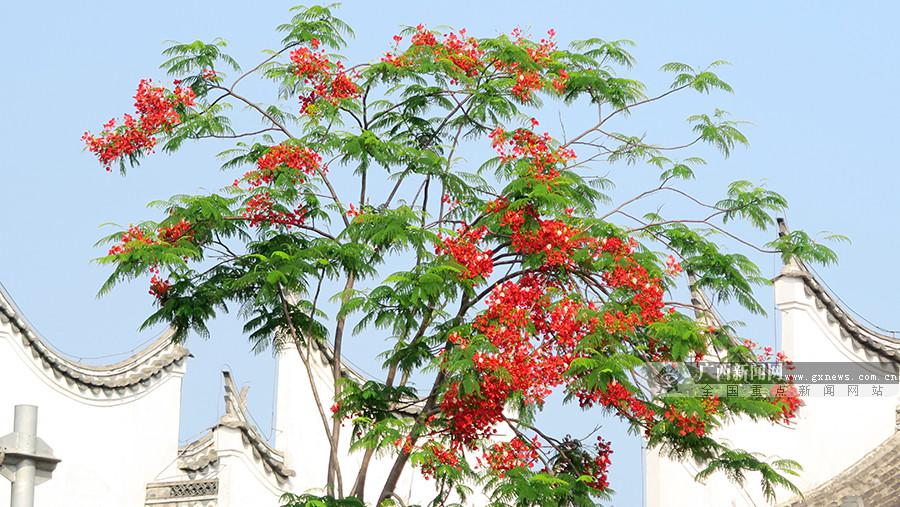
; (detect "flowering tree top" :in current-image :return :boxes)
[85,4,840,506]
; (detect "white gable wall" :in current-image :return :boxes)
[644,265,898,507]
[0,324,184,506]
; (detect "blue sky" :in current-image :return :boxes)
[1,2,899,505]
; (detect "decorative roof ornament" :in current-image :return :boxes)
[175,371,295,482]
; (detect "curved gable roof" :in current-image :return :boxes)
[774,258,899,364]
[0,282,189,396]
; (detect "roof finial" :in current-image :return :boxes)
[776,217,789,237]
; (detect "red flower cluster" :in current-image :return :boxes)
[158,219,193,244]
[599,237,667,334]
[434,226,494,280]
[385,25,485,81]
[506,215,589,268]
[665,255,683,275]
[584,437,613,491]
[242,192,307,228]
[482,436,540,476]
[435,196,674,456]
[106,222,198,301]
[244,145,323,187]
[441,29,483,77]
[148,274,171,300]
[107,225,155,256]
[146,265,171,301]
[411,24,438,46]
[702,394,721,415]
[418,442,461,480]
[441,193,460,209]
[489,126,576,181]
[440,275,593,447]
[290,42,359,113]
[551,68,569,93]
[577,381,656,434]
[439,377,509,447]
[83,79,195,171]
[499,29,559,101]
[107,219,196,256]
[770,384,802,424]
[663,405,706,437]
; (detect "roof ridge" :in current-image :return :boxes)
[0,282,189,394]
[779,429,900,506]
[775,258,900,363]
[218,371,295,481]
[774,218,898,364]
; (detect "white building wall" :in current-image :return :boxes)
[214,427,283,507]
[0,324,184,506]
[274,341,476,506]
[645,266,898,507]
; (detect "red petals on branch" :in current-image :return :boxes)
[108,225,154,256]
[290,44,359,113]
[435,226,493,280]
[158,219,193,244]
[585,437,613,491]
[242,192,307,228]
[411,24,438,46]
[419,442,461,480]
[386,25,484,78]
[482,436,540,475]
[83,79,195,171]
[489,127,576,181]
[664,405,706,437]
[771,384,802,424]
[509,217,587,268]
[148,274,171,300]
[499,28,559,101]
[248,144,322,187]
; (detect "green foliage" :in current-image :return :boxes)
[688,110,748,157]
[281,493,366,507]
[767,230,845,266]
[89,4,847,505]
[278,3,354,49]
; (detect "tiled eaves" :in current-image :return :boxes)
[0,285,189,396]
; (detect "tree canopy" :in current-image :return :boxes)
[84,4,839,505]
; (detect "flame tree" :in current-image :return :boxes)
[86,4,839,506]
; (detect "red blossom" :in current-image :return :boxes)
[148,273,171,300]
[242,192,307,229]
[290,46,359,113]
[158,219,193,244]
[242,144,323,187]
[585,436,613,491]
[83,79,195,171]
[482,436,540,476]
[411,24,437,46]
[434,226,494,280]
[663,405,706,437]
[489,127,576,181]
[418,441,461,480]
[771,384,802,424]
[107,225,155,256]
